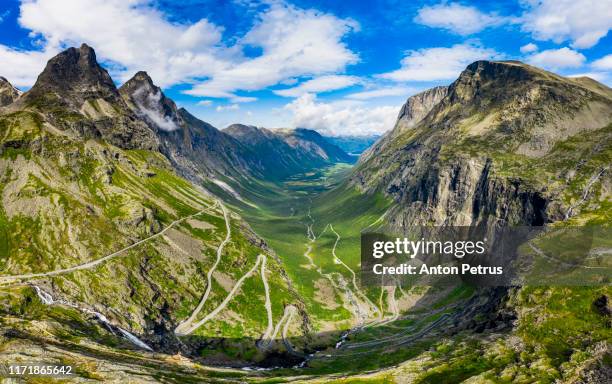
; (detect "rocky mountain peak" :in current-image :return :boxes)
[13,44,160,151]
[130,71,155,86]
[24,43,120,106]
[119,71,181,132]
[358,85,448,163]
[444,60,597,109]
[0,76,22,107]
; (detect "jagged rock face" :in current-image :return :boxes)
[24,44,121,108]
[17,44,158,150]
[0,77,22,107]
[353,60,612,230]
[119,71,259,178]
[396,86,448,133]
[360,86,448,165]
[119,71,182,133]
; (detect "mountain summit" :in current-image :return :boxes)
[15,44,159,150]
[119,71,182,133]
[24,44,120,108]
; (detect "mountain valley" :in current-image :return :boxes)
[0,44,610,383]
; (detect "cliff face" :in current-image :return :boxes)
[352,61,612,230]
[396,86,448,134]
[359,86,448,165]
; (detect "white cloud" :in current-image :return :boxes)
[520,43,538,53]
[273,75,359,97]
[414,2,505,35]
[378,43,501,82]
[519,0,612,49]
[592,54,612,70]
[230,96,257,103]
[284,93,399,136]
[345,86,414,100]
[216,104,239,112]
[185,2,358,98]
[132,86,179,131]
[527,47,585,70]
[0,44,57,87]
[197,100,213,106]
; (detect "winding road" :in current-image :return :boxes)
[329,224,381,319]
[565,166,609,219]
[175,254,266,336]
[0,204,218,285]
[258,255,274,347]
[175,202,231,335]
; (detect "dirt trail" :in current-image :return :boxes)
[259,255,274,345]
[175,202,230,335]
[378,286,399,326]
[0,204,218,284]
[175,255,265,336]
[329,224,381,318]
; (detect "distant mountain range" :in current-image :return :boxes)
[323,135,380,156]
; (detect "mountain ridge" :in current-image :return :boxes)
[354,59,612,229]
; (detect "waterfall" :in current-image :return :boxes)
[33,285,153,351]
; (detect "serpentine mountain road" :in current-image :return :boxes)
[175,202,231,335]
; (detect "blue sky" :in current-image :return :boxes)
[1,0,611,136]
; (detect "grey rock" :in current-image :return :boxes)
[0,76,22,107]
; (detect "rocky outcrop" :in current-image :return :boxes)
[24,44,121,108]
[396,86,448,133]
[359,86,447,165]
[119,72,258,179]
[119,71,182,133]
[0,77,22,107]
